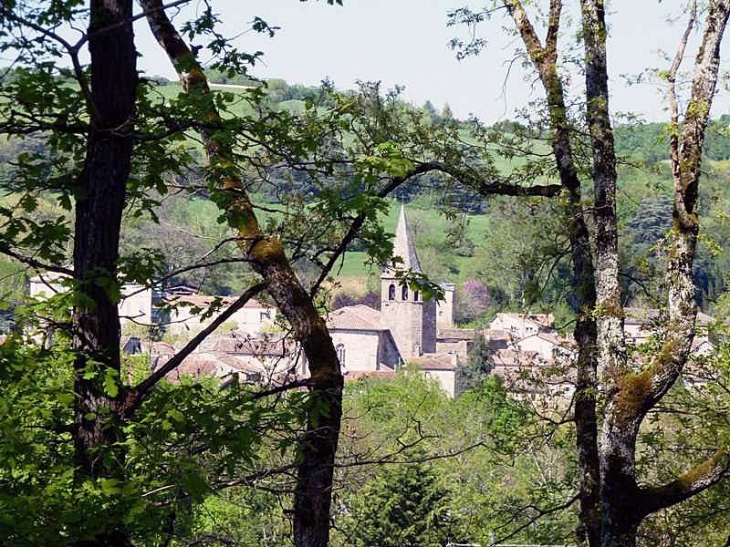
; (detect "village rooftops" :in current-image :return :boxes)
[411,352,458,371]
[199,332,292,356]
[161,351,265,383]
[165,294,270,309]
[326,305,386,331]
[492,312,555,329]
[345,370,398,381]
[623,307,714,326]
[437,327,475,341]
[491,349,545,368]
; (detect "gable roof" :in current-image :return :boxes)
[624,307,715,327]
[493,312,555,329]
[411,352,457,371]
[437,327,475,341]
[327,305,385,331]
[199,332,291,356]
[383,204,422,275]
[345,370,398,382]
[491,349,543,367]
[167,294,270,310]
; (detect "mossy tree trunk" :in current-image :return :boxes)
[498,1,730,545]
[139,2,343,546]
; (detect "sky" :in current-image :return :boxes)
[133,0,730,124]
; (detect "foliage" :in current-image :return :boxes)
[342,459,460,547]
[454,279,493,324]
[455,332,494,395]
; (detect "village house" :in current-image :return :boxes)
[164,294,277,337]
[488,312,555,339]
[29,271,154,326]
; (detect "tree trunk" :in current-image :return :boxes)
[502,2,730,546]
[600,517,640,547]
[500,2,603,543]
[139,3,343,545]
[72,0,137,545]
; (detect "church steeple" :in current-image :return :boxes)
[383,204,421,276]
[379,204,436,360]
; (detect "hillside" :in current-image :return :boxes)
[2,74,730,324]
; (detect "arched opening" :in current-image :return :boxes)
[336,343,346,369]
[414,290,419,301]
[401,285,408,300]
[388,284,396,301]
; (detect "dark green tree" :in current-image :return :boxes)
[346,460,459,547]
[455,332,493,395]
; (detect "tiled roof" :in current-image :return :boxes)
[624,307,715,327]
[697,311,715,325]
[199,333,291,356]
[165,356,219,382]
[518,331,563,346]
[437,327,475,341]
[411,352,457,371]
[691,336,714,352]
[163,351,263,382]
[435,341,469,357]
[151,341,176,356]
[494,312,555,328]
[167,294,269,310]
[327,305,385,331]
[490,349,542,367]
[345,370,398,381]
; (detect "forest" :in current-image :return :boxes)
[2,0,730,546]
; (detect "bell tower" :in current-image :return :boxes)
[380,205,436,360]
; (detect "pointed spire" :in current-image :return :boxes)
[383,204,421,276]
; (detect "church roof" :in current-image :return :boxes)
[437,327,475,341]
[383,204,422,275]
[411,352,457,371]
[326,305,385,331]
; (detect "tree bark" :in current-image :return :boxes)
[500,1,602,543]
[500,1,730,545]
[71,0,137,545]
[139,3,342,545]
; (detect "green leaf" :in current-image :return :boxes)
[100,478,122,495]
[104,369,119,398]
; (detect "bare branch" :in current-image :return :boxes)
[545,0,563,54]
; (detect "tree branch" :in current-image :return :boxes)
[0,244,74,277]
[642,0,730,411]
[129,282,267,410]
[545,0,562,54]
[641,450,730,514]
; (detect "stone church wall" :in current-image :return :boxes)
[329,330,380,372]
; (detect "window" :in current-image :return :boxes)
[414,290,419,301]
[336,344,346,369]
[388,284,396,301]
[401,285,408,300]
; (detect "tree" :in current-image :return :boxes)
[344,460,458,547]
[450,1,730,545]
[454,279,493,323]
[455,332,493,395]
[2,2,522,545]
